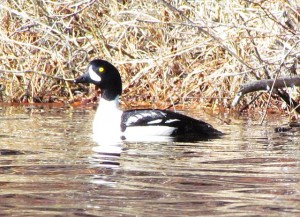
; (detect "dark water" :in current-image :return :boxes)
[0,106,300,216]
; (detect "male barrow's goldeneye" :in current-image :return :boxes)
[74,59,222,142]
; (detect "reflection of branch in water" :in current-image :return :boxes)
[275,122,300,133]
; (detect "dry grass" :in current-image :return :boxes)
[0,0,299,112]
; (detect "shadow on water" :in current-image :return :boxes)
[0,105,300,216]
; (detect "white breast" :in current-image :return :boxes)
[92,97,122,143]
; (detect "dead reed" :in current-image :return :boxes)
[0,0,299,112]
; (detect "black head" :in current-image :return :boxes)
[74,59,122,101]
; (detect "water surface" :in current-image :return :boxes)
[0,106,299,216]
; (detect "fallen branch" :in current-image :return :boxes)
[237,76,300,95]
[232,76,300,114]
[232,76,300,107]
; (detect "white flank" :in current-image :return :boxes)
[124,126,175,138]
[89,66,101,82]
[123,126,175,142]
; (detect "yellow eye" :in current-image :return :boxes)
[99,67,105,73]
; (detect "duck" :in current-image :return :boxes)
[74,59,222,142]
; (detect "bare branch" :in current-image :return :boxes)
[241,77,300,95]
[232,76,300,107]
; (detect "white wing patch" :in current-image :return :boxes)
[165,119,180,123]
[147,119,162,124]
[126,116,139,125]
[125,111,166,125]
[89,66,101,82]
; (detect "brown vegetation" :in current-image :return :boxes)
[0,0,299,113]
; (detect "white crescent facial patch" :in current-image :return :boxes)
[89,66,101,82]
